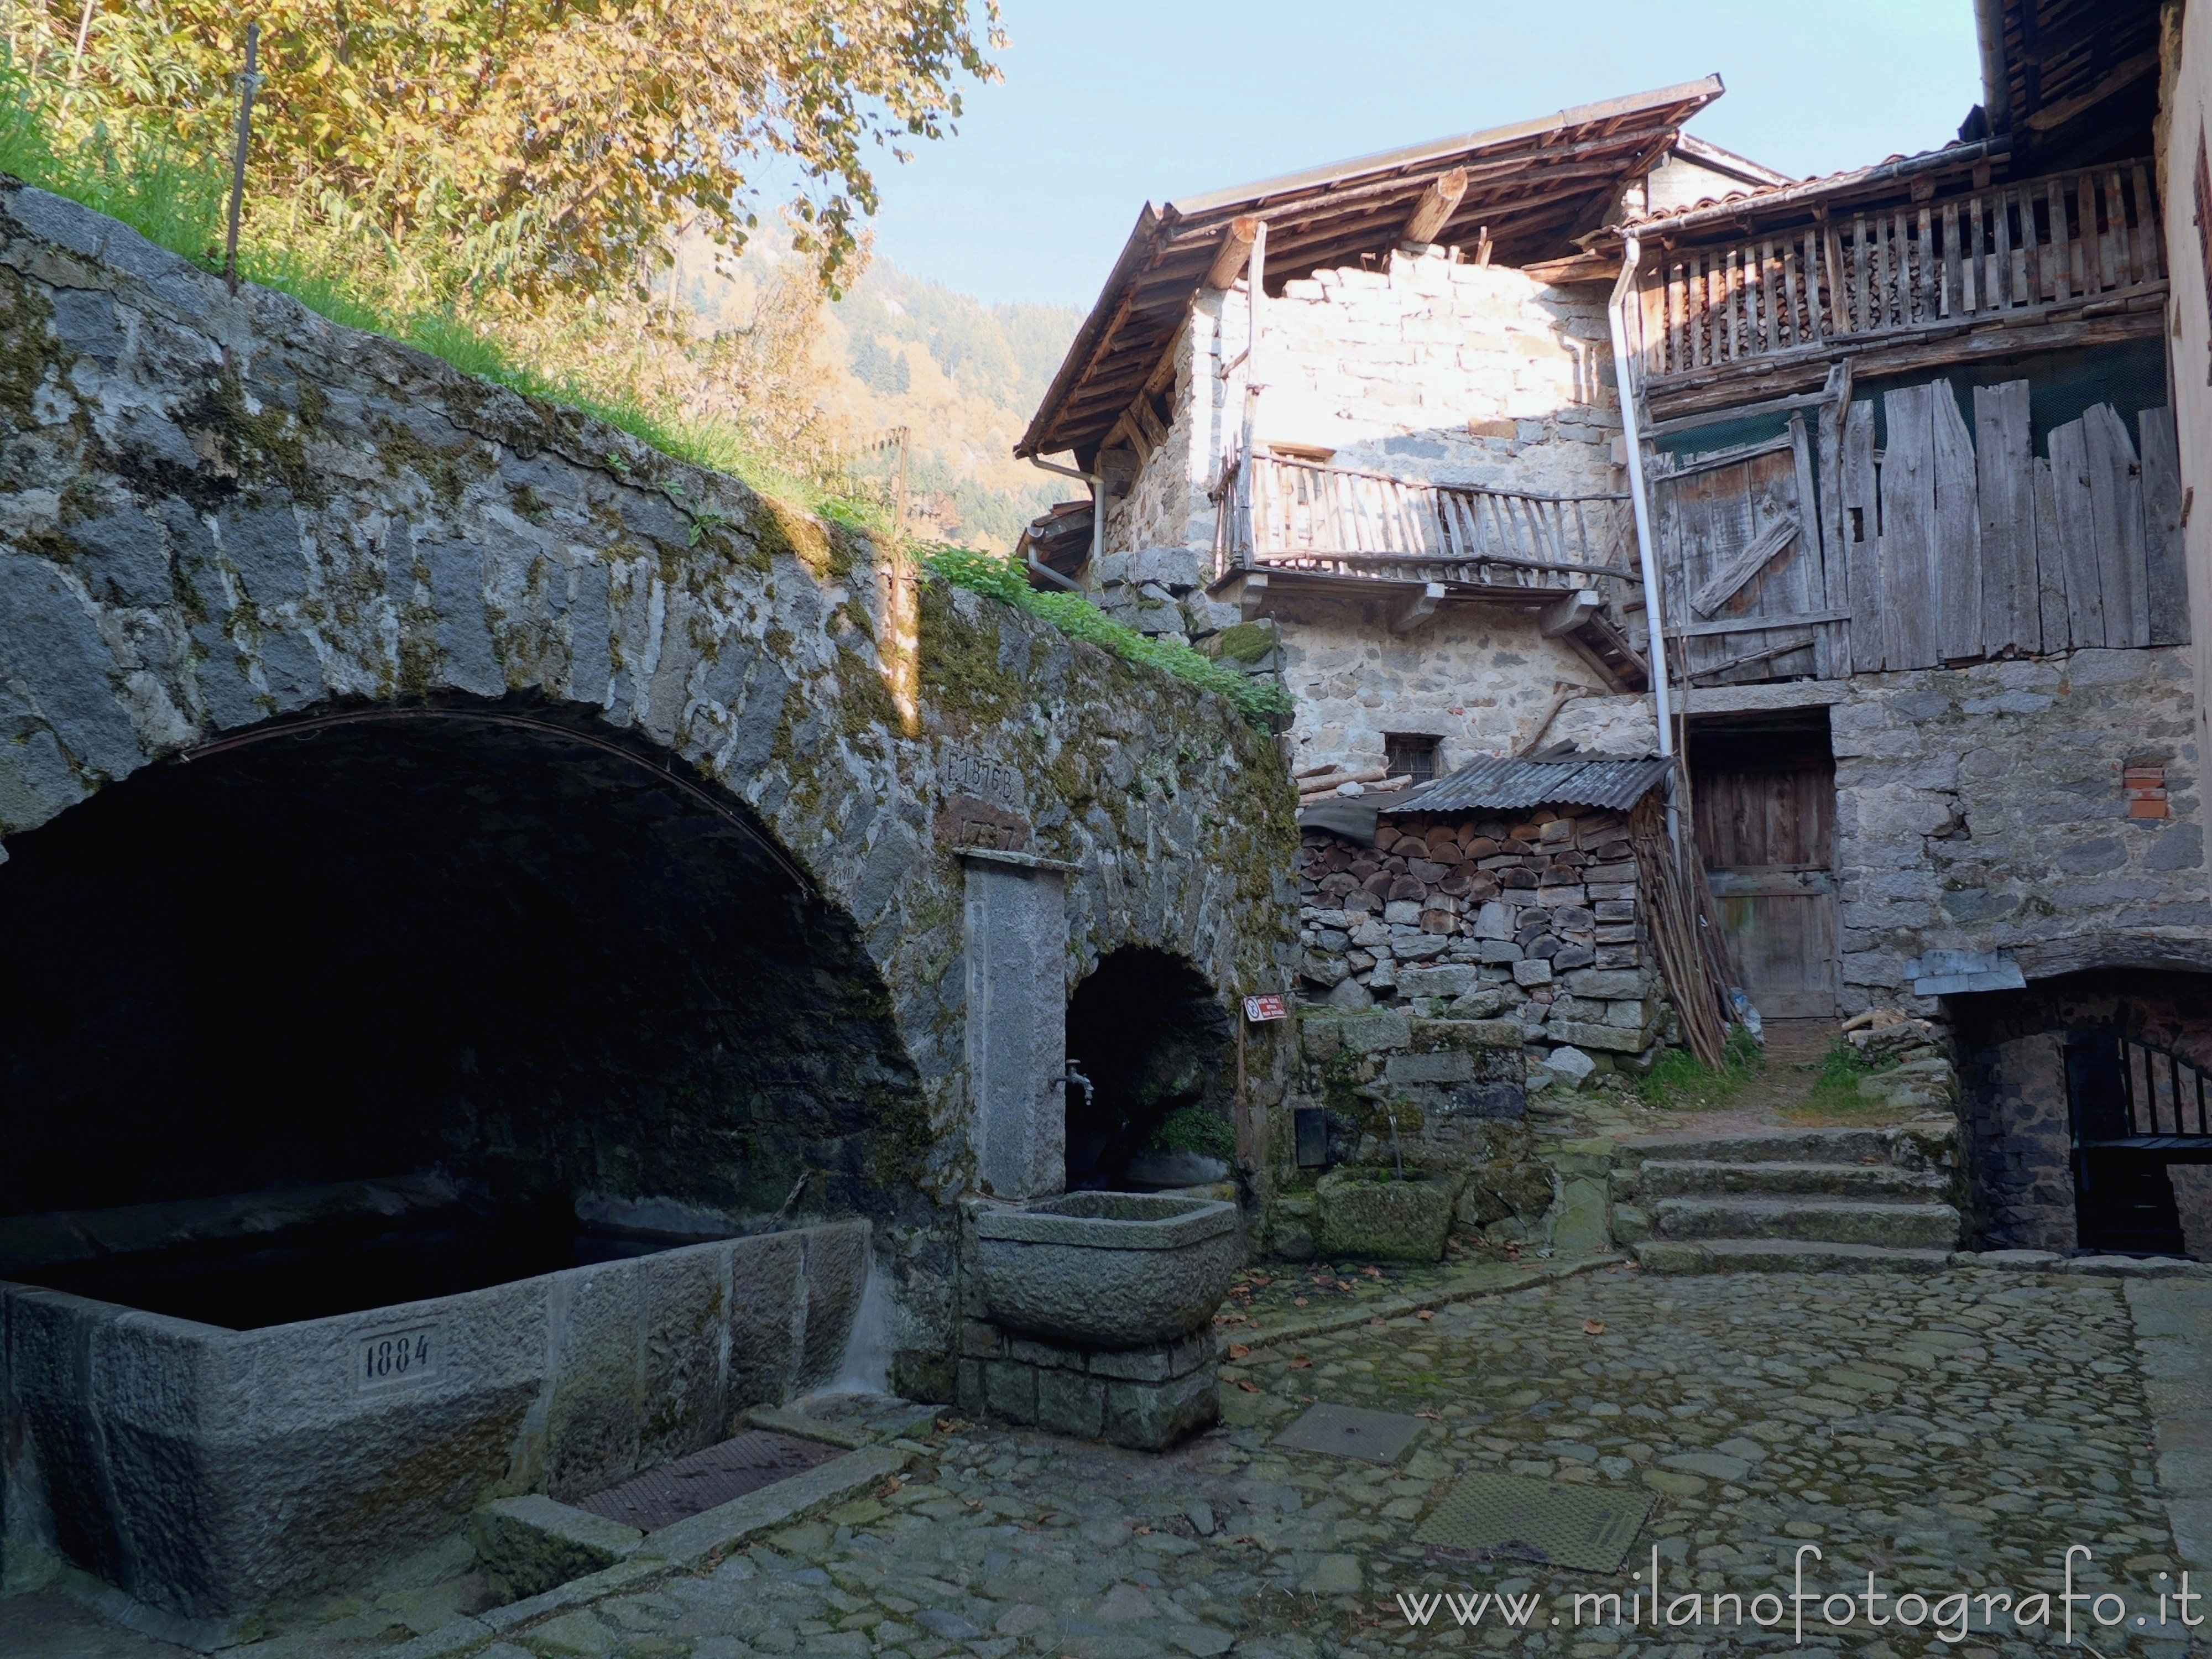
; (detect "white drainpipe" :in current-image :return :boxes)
[1025,456,1097,592]
[1605,233,1673,760]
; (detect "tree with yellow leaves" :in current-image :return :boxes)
[6,0,1001,296]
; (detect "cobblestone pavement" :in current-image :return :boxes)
[421,1265,2200,1659]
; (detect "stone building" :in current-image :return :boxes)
[1023,17,2212,1261]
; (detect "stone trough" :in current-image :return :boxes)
[0,1209,869,1647]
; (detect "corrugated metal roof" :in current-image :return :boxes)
[1381,753,1671,815]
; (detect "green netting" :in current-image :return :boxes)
[1857,334,2169,456]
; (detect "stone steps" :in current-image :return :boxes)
[1650,1194,1961,1248]
[1623,1126,1907,1164]
[1618,1116,1964,1272]
[1638,1158,1949,1198]
[1634,1238,1955,1275]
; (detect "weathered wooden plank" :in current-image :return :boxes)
[2034,455,2070,652]
[1917,207,1935,324]
[1850,215,1870,333]
[1689,510,1799,619]
[2133,163,2163,280]
[2084,401,2150,648]
[1974,379,2038,655]
[1963,194,1983,314]
[1881,383,1940,669]
[1668,607,1853,639]
[2140,404,2189,646]
[1795,409,1843,678]
[1841,399,1882,671]
[2048,416,2106,647]
[1931,384,1981,660]
[2104,171,2131,287]
[2047,179,2073,302]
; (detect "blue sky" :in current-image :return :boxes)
[858,0,1985,308]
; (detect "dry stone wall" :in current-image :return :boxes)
[1295,802,1674,1076]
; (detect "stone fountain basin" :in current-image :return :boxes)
[971,1192,1241,1348]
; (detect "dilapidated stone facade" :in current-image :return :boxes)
[1098,246,1629,778]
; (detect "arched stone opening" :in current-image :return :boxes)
[1954,968,2212,1259]
[1062,949,1233,1191]
[0,700,928,1324]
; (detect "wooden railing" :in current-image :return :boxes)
[1215,452,1628,588]
[1635,161,2164,384]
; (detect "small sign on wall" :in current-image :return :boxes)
[1244,993,1288,1023]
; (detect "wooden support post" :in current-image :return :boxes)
[1389,581,1446,634]
[1400,169,1469,248]
[1205,216,1261,290]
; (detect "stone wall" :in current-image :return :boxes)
[1556,648,2209,1016]
[1294,802,1674,1074]
[1281,605,1599,778]
[0,186,1302,1400]
[1955,969,2212,1257]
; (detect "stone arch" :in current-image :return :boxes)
[1063,947,1235,1190]
[0,694,930,1268]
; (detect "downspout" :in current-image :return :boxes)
[1971,0,2011,134]
[1605,233,1673,761]
[1025,456,1097,592]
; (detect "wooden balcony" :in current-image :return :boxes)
[1210,453,1647,685]
[1631,161,2167,420]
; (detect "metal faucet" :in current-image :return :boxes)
[1053,1062,1093,1112]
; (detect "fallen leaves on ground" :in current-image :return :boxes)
[1361,1266,1383,1278]
[1234,1379,1260,1393]
[1228,1343,1250,1360]
[1417,1308,1434,1321]
[1416,1411,1444,1421]
[1288,1355,1312,1369]
[1292,1297,1310,1307]
[1583,1318,1606,1334]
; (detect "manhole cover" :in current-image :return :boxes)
[1413,1470,1652,1573]
[1272,1402,1427,1463]
[572,1430,844,1532]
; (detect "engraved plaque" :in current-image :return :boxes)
[356,1322,440,1390]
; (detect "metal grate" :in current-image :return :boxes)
[1272,1402,1427,1464]
[1413,1470,1652,1573]
[571,1430,843,1533]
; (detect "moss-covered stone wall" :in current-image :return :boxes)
[0,186,1302,1384]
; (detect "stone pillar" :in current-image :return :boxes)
[961,848,1076,1201]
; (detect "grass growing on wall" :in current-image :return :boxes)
[0,76,1281,730]
[0,65,868,529]
[916,546,1294,731]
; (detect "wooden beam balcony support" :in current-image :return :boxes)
[1390,581,1448,634]
[1539,588,1603,636]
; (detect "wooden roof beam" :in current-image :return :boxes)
[1399,169,1468,247]
[1205,216,1262,289]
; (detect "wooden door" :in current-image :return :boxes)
[1650,414,1840,686]
[1692,755,1838,1019]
